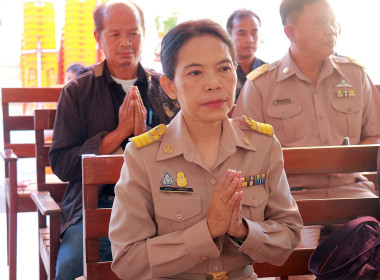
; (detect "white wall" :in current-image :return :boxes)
[0,0,379,87]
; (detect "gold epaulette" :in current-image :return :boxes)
[246,64,269,81]
[130,124,166,149]
[242,115,273,136]
[346,56,365,69]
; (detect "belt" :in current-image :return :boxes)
[171,265,253,280]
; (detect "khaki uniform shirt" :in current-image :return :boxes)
[233,51,380,193]
[109,111,302,280]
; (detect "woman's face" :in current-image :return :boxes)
[163,35,237,124]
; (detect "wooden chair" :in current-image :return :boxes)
[30,109,67,280]
[81,154,124,280]
[79,145,379,280]
[0,87,61,280]
[254,144,380,279]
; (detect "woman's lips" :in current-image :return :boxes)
[204,99,225,108]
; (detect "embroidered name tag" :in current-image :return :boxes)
[159,186,194,193]
[273,98,292,105]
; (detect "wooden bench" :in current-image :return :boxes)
[79,145,379,279]
[30,109,67,280]
[0,87,61,280]
[254,144,380,279]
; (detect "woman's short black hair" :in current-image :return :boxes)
[161,19,237,80]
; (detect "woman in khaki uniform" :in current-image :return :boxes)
[109,19,302,280]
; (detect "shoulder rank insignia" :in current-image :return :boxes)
[247,64,269,81]
[346,56,365,69]
[130,124,166,149]
[242,115,273,136]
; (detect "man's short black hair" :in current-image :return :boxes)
[226,9,261,35]
[280,0,323,26]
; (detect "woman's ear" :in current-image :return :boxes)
[160,75,177,100]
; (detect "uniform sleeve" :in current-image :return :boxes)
[360,72,380,140]
[238,136,303,265]
[109,146,221,280]
[232,79,265,122]
[49,83,105,182]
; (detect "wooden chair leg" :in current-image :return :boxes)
[6,201,10,266]
[39,254,47,280]
[37,211,48,280]
[8,159,18,280]
[49,215,61,280]
[8,205,17,280]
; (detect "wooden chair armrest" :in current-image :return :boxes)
[30,191,61,216]
[0,148,18,162]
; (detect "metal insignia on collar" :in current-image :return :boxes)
[334,79,353,88]
[162,171,174,187]
[164,145,174,153]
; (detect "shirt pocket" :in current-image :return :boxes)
[331,98,362,140]
[242,185,268,222]
[154,197,202,234]
[266,102,304,142]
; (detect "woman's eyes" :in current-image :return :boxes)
[189,70,201,76]
[220,66,232,72]
[187,66,232,76]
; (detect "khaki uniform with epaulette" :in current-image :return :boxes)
[109,111,302,280]
[233,51,380,200]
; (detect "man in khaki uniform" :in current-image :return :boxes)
[109,112,302,279]
[233,0,380,267]
[233,0,380,200]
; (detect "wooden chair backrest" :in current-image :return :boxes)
[34,108,67,200]
[254,144,380,279]
[82,154,124,280]
[33,108,67,280]
[1,87,61,158]
[81,145,380,280]
[1,87,61,280]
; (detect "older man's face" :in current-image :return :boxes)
[95,3,144,72]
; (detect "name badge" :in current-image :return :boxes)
[273,98,292,105]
